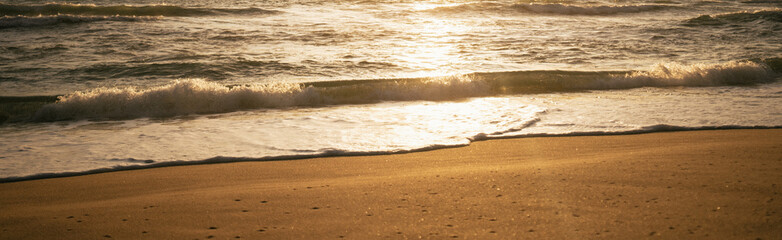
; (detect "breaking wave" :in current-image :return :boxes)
[684,9,782,26]
[18,60,781,122]
[31,76,492,121]
[593,60,778,88]
[0,3,280,17]
[0,14,158,29]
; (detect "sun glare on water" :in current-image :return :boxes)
[397,4,474,78]
[411,2,462,11]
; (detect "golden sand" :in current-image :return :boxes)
[1,129,780,239]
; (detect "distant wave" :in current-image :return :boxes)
[0,3,280,17]
[512,3,670,15]
[420,2,505,14]
[420,2,671,15]
[741,0,782,3]
[684,9,782,26]
[26,60,778,122]
[0,14,158,29]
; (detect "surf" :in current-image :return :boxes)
[15,60,776,122]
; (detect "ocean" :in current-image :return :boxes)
[0,0,780,181]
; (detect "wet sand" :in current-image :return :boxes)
[1,129,780,239]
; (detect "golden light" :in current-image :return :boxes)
[397,16,473,78]
[411,2,462,11]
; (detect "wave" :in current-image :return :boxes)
[593,60,777,88]
[1,124,778,183]
[684,9,782,26]
[511,3,670,15]
[0,14,158,29]
[419,2,671,15]
[419,2,506,14]
[741,0,782,3]
[30,76,493,121]
[21,59,778,122]
[0,3,279,17]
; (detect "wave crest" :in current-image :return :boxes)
[418,2,670,15]
[607,61,775,89]
[33,76,490,121]
[685,9,782,26]
[0,3,279,17]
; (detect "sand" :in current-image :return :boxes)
[1,129,780,239]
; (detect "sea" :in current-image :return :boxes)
[0,0,780,182]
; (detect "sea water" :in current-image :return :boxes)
[0,0,780,181]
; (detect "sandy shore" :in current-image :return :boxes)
[1,129,780,239]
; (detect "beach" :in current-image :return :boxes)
[2,0,781,239]
[2,0,781,184]
[1,129,780,239]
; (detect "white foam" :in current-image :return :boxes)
[32,61,778,121]
[4,97,547,181]
[34,76,492,121]
[34,80,311,120]
[3,80,782,181]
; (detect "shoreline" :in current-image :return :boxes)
[2,126,779,183]
[1,129,781,239]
